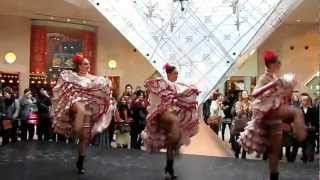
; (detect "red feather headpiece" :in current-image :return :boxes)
[263,50,278,63]
[163,63,171,71]
[72,54,83,64]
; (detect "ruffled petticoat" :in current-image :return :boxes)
[239,84,292,154]
[142,78,199,152]
[238,95,282,154]
[52,70,113,137]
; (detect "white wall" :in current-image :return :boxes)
[233,52,258,77]
[96,21,155,93]
[0,15,31,95]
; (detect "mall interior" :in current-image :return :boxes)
[0,0,319,180]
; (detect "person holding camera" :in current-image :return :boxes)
[0,87,19,145]
[131,90,147,150]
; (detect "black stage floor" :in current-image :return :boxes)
[0,142,318,180]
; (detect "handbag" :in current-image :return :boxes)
[27,112,39,124]
[231,115,248,135]
[207,116,221,126]
[2,119,12,129]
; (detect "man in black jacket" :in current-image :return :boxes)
[36,88,52,141]
[0,87,18,145]
[291,94,317,162]
[130,90,147,150]
[203,98,212,124]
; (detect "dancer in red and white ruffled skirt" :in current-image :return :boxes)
[52,54,113,174]
[239,51,306,180]
[142,63,199,179]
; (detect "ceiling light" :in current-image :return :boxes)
[108,59,117,69]
[50,16,55,20]
[296,19,302,22]
[4,52,17,64]
[67,18,71,22]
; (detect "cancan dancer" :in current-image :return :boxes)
[52,54,113,174]
[239,51,306,180]
[142,63,199,179]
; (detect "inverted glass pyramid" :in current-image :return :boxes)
[89,0,303,101]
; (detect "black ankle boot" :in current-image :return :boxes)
[165,159,177,179]
[270,172,279,180]
[76,155,85,174]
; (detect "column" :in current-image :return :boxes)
[30,25,47,73]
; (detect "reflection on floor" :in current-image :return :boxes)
[181,120,233,157]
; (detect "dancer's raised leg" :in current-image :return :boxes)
[159,111,181,179]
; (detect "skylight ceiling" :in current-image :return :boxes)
[89,0,303,101]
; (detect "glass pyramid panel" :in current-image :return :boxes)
[89,0,303,101]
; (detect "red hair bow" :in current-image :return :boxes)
[163,63,171,71]
[72,54,83,64]
[264,50,277,62]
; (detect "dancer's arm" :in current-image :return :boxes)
[252,79,280,98]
